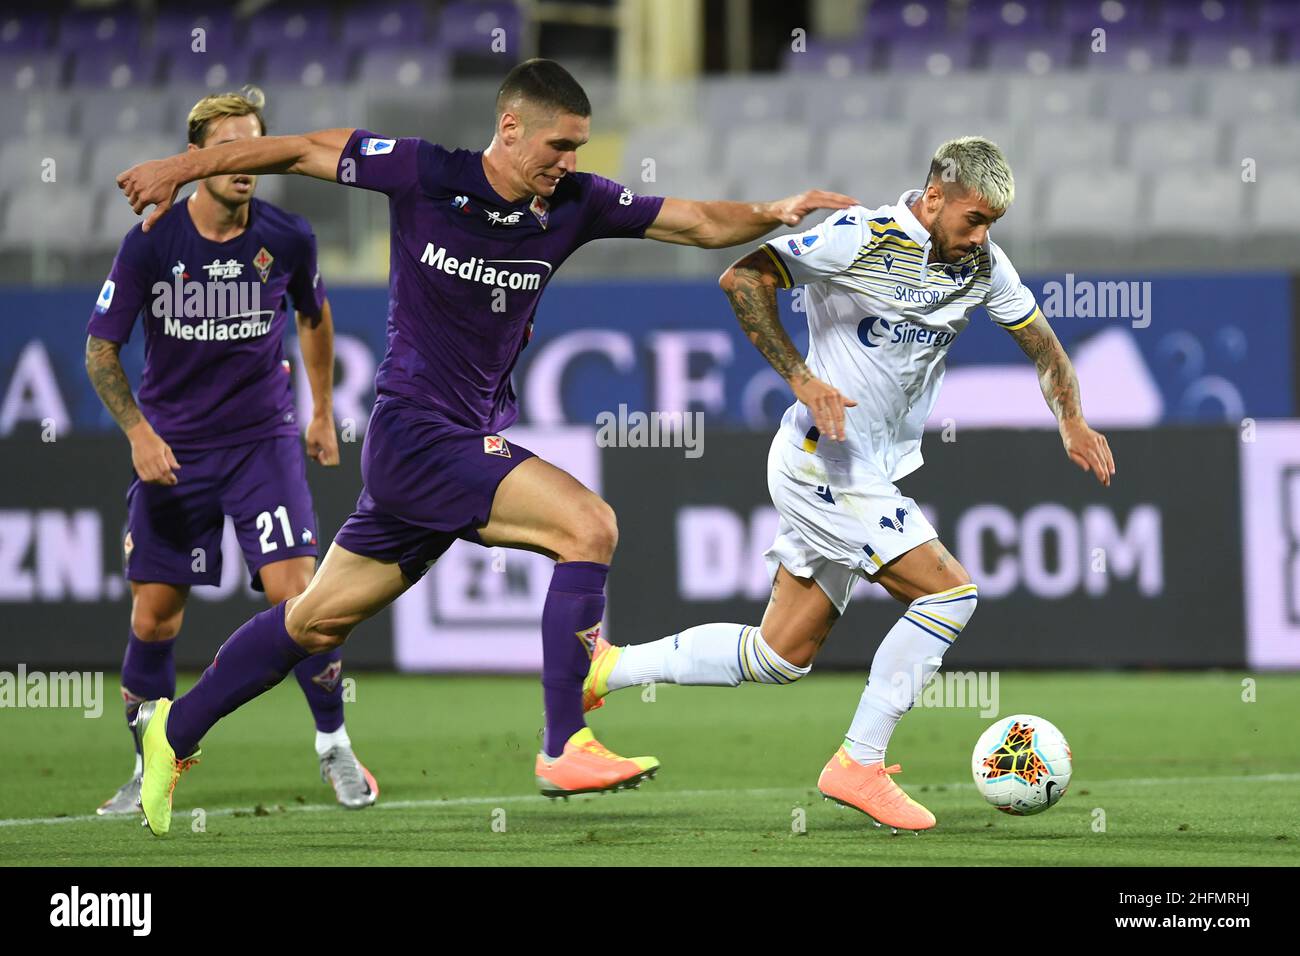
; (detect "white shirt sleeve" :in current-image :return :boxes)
[762,207,870,288]
[984,239,1041,329]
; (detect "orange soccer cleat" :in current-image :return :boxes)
[817,745,937,833]
[581,636,622,713]
[535,727,659,798]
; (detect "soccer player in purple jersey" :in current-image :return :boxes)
[88,89,378,816]
[117,59,857,835]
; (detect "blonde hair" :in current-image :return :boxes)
[926,136,1015,211]
[187,85,267,146]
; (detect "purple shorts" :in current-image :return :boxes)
[124,434,318,591]
[332,396,535,583]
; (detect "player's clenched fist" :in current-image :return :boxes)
[117,156,186,231]
[792,374,857,443]
[306,414,340,467]
[127,421,181,486]
[1060,418,1115,487]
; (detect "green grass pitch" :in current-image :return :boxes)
[2,672,1297,866]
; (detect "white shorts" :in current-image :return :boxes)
[763,432,938,614]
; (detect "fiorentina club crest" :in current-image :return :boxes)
[483,435,511,458]
[575,622,602,658]
[253,246,274,283]
[311,660,343,693]
[529,195,549,229]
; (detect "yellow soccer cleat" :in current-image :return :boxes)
[134,698,200,837]
[582,636,622,713]
[535,727,658,798]
[817,745,936,833]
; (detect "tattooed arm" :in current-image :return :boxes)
[1007,315,1115,486]
[718,248,856,441]
[85,335,180,486]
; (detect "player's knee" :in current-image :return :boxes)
[130,605,183,642]
[558,499,618,563]
[284,598,353,654]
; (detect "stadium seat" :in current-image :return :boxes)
[1004,73,1098,120]
[58,10,143,53]
[0,96,75,136]
[0,12,53,53]
[1229,117,1300,170]
[986,34,1075,73]
[1080,33,1175,73]
[701,78,796,127]
[796,76,899,127]
[1249,164,1300,234]
[1060,0,1155,36]
[70,48,159,89]
[0,135,82,192]
[620,124,714,189]
[1126,119,1221,171]
[1204,71,1299,119]
[881,35,976,75]
[822,123,917,184]
[0,53,64,92]
[1147,169,1245,238]
[260,47,350,87]
[435,1,523,55]
[1041,167,1141,238]
[165,48,256,88]
[721,122,811,176]
[783,39,875,77]
[245,8,333,54]
[76,90,176,140]
[151,9,238,55]
[862,0,951,37]
[900,76,1002,122]
[356,46,450,88]
[87,135,177,193]
[1185,33,1278,71]
[963,0,1051,38]
[1097,71,1198,120]
[0,184,96,251]
[341,2,432,46]
[1027,121,1119,171]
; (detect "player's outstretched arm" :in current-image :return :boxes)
[85,335,180,485]
[1007,315,1115,486]
[116,128,356,232]
[719,249,856,441]
[646,191,858,248]
[297,299,339,467]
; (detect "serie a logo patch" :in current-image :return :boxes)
[483,435,511,458]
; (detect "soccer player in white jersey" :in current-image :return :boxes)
[582,137,1115,832]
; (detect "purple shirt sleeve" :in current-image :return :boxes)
[286,222,326,324]
[87,224,155,344]
[335,129,431,198]
[578,174,665,242]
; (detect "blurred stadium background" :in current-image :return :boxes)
[1,0,1297,680]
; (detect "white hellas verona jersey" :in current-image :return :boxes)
[763,188,1041,483]
[758,189,1042,610]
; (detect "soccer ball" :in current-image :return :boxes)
[971,714,1072,815]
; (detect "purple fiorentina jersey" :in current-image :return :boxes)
[336,129,664,431]
[87,196,327,449]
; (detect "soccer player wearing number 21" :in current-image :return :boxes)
[87,89,378,815]
[585,137,1117,832]
[115,59,858,835]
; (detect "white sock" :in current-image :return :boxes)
[133,753,143,777]
[845,584,979,765]
[315,725,351,757]
[609,623,809,690]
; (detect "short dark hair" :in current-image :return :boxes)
[495,58,591,119]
